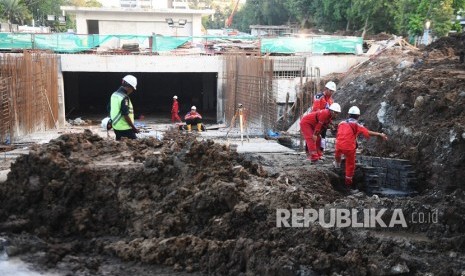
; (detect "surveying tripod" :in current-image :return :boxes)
[226,103,250,144]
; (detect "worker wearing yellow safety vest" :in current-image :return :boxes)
[110,75,139,140]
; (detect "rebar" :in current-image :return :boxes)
[0,51,59,143]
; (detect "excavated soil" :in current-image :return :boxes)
[0,130,464,275]
[0,34,465,276]
[333,33,465,193]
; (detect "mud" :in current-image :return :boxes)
[1,34,465,275]
[332,36,465,193]
[0,128,464,275]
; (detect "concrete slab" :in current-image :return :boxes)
[206,137,294,153]
[234,141,294,153]
[198,128,264,139]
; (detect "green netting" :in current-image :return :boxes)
[151,36,190,52]
[0,33,362,54]
[261,36,363,54]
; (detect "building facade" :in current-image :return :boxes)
[61,6,214,36]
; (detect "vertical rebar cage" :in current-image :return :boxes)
[0,51,59,143]
[223,54,275,135]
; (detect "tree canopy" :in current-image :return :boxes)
[227,0,464,38]
[0,0,101,30]
[0,0,462,38]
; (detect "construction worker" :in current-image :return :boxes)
[334,106,388,188]
[109,75,139,140]
[171,95,182,123]
[312,81,337,160]
[300,103,341,163]
[184,106,203,132]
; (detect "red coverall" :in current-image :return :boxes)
[184,111,202,123]
[335,118,370,186]
[300,109,333,161]
[312,92,333,111]
[171,100,182,123]
[312,92,334,157]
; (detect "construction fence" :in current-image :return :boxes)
[0,51,59,144]
[0,33,363,55]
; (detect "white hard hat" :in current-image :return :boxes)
[191,106,196,110]
[348,106,361,115]
[122,75,137,90]
[173,95,178,99]
[101,117,111,130]
[325,81,336,92]
[329,103,341,113]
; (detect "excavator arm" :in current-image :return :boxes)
[225,0,240,28]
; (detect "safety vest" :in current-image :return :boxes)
[110,91,134,130]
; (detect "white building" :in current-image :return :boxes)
[61,6,214,36]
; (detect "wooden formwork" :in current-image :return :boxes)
[0,51,58,143]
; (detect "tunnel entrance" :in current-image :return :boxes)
[63,72,217,123]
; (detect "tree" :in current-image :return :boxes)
[23,0,64,26]
[230,0,263,32]
[452,0,465,11]
[84,0,102,7]
[429,0,454,36]
[395,0,459,36]
[65,0,101,7]
[348,0,390,37]
[261,0,289,26]
[284,0,314,28]
[232,0,290,32]
[0,0,31,24]
[314,0,353,32]
[393,0,417,36]
[203,6,230,29]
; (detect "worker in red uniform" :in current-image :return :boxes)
[300,103,341,163]
[334,106,388,188]
[171,95,182,123]
[312,81,337,160]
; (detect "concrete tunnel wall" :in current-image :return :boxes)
[58,54,368,124]
[60,54,223,122]
[63,72,217,120]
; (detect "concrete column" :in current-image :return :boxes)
[216,73,224,123]
[57,58,66,127]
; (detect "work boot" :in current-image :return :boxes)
[345,176,353,186]
[332,161,341,169]
[187,124,192,132]
[197,123,203,132]
[317,149,324,160]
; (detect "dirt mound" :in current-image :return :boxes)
[426,32,465,56]
[365,32,395,41]
[333,43,465,192]
[1,131,465,275]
